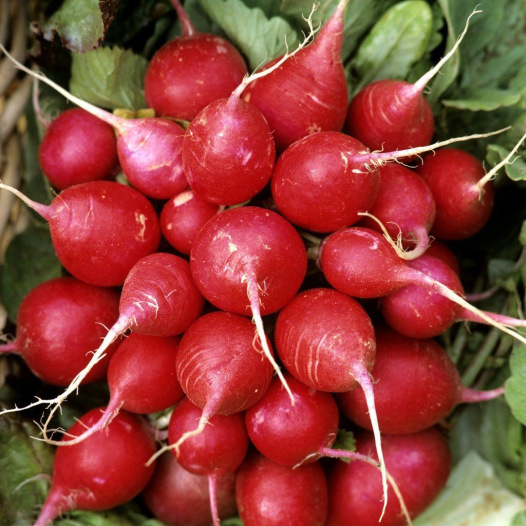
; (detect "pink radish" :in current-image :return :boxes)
[160,189,219,255]
[190,206,307,399]
[338,327,505,435]
[38,108,119,190]
[345,9,479,152]
[326,428,451,526]
[359,163,436,259]
[34,408,157,526]
[241,0,350,151]
[0,180,160,287]
[236,451,328,526]
[0,277,120,385]
[1,45,188,200]
[142,453,237,526]
[167,397,249,526]
[144,0,247,121]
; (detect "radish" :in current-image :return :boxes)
[338,327,505,435]
[318,226,526,346]
[1,45,189,200]
[359,163,436,259]
[326,428,451,526]
[190,206,307,399]
[34,408,157,526]
[142,453,237,526]
[38,108,119,190]
[236,451,328,526]
[0,180,160,287]
[167,397,249,526]
[425,240,460,274]
[160,189,219,255]
[345,9,479,153]
[144,0,247,121]
[0,277,120,385]
[241,0,350,151]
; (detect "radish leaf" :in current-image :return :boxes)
[442,89,522,112]
[505,345,526,426]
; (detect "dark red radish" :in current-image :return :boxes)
[144,0,247,122]
[359,163,435,259]
[1,47,189,201]
[271,131,380,233]
[236,451,328,526]
[167,398,249,526]
[190,206,307,398]
[34,408,157,526]
[338,327,505,435]
[345,9,479,153]
[0,180,160,287]
[425,240,460,274]
[241,0,349,151]
[142,453,237,526]
[318,227,526,346]
[38,108,118,190]
[160,190,219,255]
[380,254,526,339]
[326,428,451,526]
[0,277,120,386]
[45,333,184,446]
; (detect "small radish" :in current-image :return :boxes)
[326,428,451,526]
[359,163,436,259]
[1,45,189,200]
[190,206,307,399]
[44,333,184,446]
[34,408,157,526]
[236,451,328,526]
[338,327,505,435]
[160,189,219,255]
[38,108,119,190]
[318,226,526,346]
[142,453,237,526]
[167,397,249,526]
[425,240,460,274]
[241,0,350,151]
[345,9,479,152]
[0,277,120,385]
[144,0,247,121]
[0,180,161,287]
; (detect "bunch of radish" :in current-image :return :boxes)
[1,0,525,525]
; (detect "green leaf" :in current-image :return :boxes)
[70,46,148,110]
[198,0,299,70]
[331,429,356,462]
[350,0,433,92]
[486,144,526,182]
[512,510,526,526]
[443,89,522,112]
[41,0,119,53]
[413,452,526,525]
[0,226,62,323]
[505,344,526,425]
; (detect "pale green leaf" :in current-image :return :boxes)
[443,89,522,112]
[505,345,526,425]
[486,144,526,182]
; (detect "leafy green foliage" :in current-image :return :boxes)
[70,47,148,110]
[506,345,526,426]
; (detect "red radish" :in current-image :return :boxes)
[190,206,307,399]
[318,226,526,346]
[380,254,526,339]
[34,408,157,526]
[45,333,184,446]
[236,451,328,526]
[142,453,237,526]
[38,108,118,190]
[1,46,188,201]
[274,288,389,513]
[338,327,505,435]
[345,9,479,153]
[0,277,120,385]
[326,428,451,526]
[241,0,350,151]
[167,397,249,526]
[425,240,460,274]
[0,180,161,287]
[160,190,219,255]
[359,163,436,259]
[144,0,247,121]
